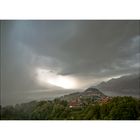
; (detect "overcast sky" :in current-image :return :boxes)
[1,20,140,105]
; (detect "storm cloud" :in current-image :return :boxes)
[1,20,140,105]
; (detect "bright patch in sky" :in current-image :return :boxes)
[36,68,78,89]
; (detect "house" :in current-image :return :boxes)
[68,98,81,108]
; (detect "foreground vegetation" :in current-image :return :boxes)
[0,96,140,120]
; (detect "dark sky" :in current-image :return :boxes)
[1,20,140,105]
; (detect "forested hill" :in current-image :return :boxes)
[1,95,140,120]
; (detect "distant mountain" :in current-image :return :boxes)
[96,74,140,97]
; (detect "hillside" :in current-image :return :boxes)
[58,88,111,108]
[96,74,140,97]
[60,88,105,100]
[1,87,140,120]
[1,96,140,120]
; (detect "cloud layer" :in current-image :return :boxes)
[1,20,140,105]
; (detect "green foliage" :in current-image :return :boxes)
[108,97,139,120]
[1,97,140,120]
